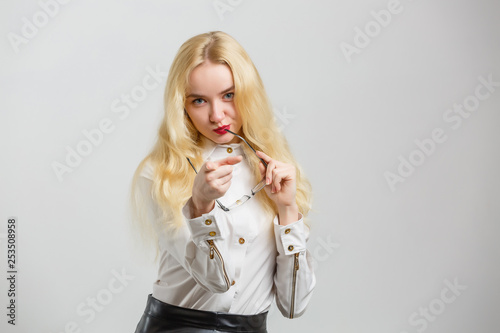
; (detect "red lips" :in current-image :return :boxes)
[213,124,230,135]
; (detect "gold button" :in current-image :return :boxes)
[205,219,212,225]
[288,245,294,251]
[285,228,291,234]
[209,231,216,237]
[231,280,236,286]
[227,147,233,154]
[239,238,245,244]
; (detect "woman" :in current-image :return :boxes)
[130,31,315,333]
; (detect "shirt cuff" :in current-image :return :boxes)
[183,199,227,247]
[274,213,306,255]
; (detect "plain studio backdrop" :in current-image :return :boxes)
[1,0,499,332]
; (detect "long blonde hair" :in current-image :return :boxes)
[129,31,312,254]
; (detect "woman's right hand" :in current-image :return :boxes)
[191,155,243,216]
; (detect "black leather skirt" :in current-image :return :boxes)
[134,294,268,333]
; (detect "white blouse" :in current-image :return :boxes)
[136,140,315,318]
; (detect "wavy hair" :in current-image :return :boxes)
[129,31,312,254]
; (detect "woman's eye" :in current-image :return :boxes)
[223,93,234,100]
[193,98,205,105]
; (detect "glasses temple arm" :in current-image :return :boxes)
[224,129,268,168]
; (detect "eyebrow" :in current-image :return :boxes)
[186,85,234,99]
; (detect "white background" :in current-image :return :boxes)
[1,0,499,332]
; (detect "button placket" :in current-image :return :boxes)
[230,234,248,294]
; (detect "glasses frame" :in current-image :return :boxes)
[186,129,268,212]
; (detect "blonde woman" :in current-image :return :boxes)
[131,31,315,333]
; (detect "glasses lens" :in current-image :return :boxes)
[226,195,251,210]
[252,178,267,195]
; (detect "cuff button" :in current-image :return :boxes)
[227,147,233,154]
[288,245,294,251]
[209,231,216,237]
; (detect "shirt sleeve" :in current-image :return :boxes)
[136,173,234,294]
[273,214,316,318]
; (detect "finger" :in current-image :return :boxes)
[215,164,235,178]
[272,168,287,192]
[205,155,242,171]
[266,161,276,185]
[218,173,233,186]
[256,151,272,164]
[272,170,281,192]
[256,151,272,167]
[212,155,243,168]
[205,164,232,183]
[205,161,215,171]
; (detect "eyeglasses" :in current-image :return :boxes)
[186,129,268,212]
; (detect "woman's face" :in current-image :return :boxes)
[185,61,242,144]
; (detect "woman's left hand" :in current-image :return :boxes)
[256,151,297,209]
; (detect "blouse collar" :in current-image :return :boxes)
[200,137,243,161]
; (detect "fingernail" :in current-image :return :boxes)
[266,178,271,185]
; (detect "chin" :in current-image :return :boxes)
[206,134,231,144]
[216,137,235,144]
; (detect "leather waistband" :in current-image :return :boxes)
[143,294,268,332]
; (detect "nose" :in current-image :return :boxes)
[209,100,225,123]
